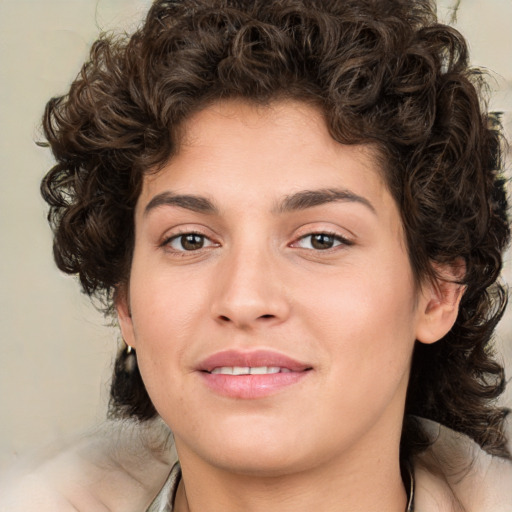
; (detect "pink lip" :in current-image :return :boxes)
[198,349,310,373]
[197,349,312,399]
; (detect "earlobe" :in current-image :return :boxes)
[115,287,137,349]
[415,262,466,345]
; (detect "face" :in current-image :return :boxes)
[118,100,445,477]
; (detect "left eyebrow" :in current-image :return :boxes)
[143,191,218,216]
[274,188,376,215]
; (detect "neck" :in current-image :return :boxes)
[174,434,408,512]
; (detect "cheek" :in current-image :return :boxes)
[302,259,418,386]
[130,262,206,342]
[127,271,197,388]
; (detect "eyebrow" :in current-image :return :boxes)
[144,192,218,216]
[143,187,376,216]
[275,188,376,215]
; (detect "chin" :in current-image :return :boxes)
[175,417,316,476]
[205,445,308,478]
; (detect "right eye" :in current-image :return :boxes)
[292,232,352,251]
[166,233,216,251]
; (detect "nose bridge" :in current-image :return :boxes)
[211,231,288,327]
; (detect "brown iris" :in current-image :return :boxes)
[179,234,205,250]
[310,234,336,250]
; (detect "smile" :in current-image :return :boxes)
[209,366,293,375]
[198,349,312,399]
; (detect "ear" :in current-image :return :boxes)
[115,286,137,349]
[415,260,466,345]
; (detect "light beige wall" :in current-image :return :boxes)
[443,0,512,406]
[0,0,511,470]
[0,0,151,471]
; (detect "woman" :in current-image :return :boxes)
[2,0,511,510]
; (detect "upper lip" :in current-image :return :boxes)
[197,349,311,373]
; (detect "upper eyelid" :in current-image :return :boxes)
[291,219,356,237]
[166,229,211,240]
[158,225,354,248]
[160,226,218,244]
[292,226,354,244]
[297,232,349,241]
[291,232,352,248]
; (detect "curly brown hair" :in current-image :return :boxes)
[40,0,511,459]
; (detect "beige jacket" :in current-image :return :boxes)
[1,417,511,511]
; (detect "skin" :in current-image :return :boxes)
[117,99,462,512]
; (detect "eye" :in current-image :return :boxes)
[294,233,350,250]
[166,233,216,251]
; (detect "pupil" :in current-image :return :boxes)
[312,234,334,250]
[182,234,204,250]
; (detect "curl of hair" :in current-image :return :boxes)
[40,0,511,458]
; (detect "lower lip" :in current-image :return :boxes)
[199,371,309,399]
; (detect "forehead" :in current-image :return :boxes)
[140,99,390,207]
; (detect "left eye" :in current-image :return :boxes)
[167,233,215,251]
[295,233,347,250]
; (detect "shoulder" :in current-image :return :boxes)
[413,417,512,512]
[0,419,176,512]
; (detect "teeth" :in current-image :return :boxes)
[217,367,233,375]
[210,366,289,375]
[250,366,280,374]
[232,366,250,375]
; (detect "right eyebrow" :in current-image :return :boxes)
[274,188,376,215]
[143,191,218,216]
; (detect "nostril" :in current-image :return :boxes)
[215,312,280,326]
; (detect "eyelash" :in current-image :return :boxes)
[161,230,353,253]
[162,230,217,252]
[293,232,353,251]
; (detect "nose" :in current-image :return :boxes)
[210,244,291,329]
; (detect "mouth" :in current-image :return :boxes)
[197,350,312,399]
[198,349,311,373]
[209,366,294,375]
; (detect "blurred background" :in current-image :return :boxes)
[0,0,511,471]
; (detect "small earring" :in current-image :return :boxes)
[124,343,136,373]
